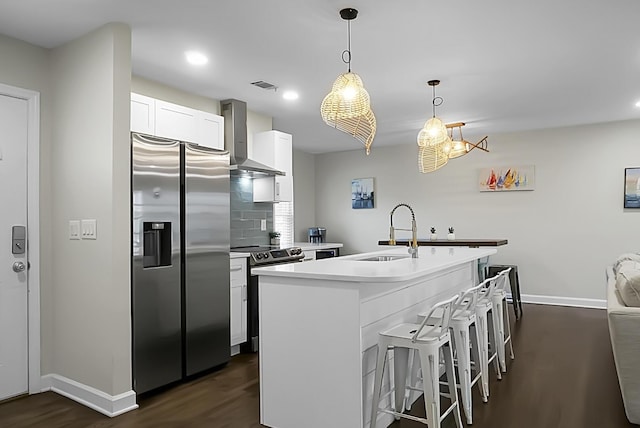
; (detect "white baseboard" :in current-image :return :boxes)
[41,374,138,417]
[510,293,606,310]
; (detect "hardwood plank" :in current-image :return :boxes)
[0,305,632,428]
[389,304,633,428]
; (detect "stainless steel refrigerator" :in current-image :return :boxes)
[131,132,230,394]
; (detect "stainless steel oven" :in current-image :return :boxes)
[230,246,304,353]
[316,248,339,259]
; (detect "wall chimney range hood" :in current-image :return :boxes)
[221,99,285,176]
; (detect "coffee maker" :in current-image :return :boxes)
[308,227,326,243]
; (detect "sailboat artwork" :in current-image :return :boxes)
[352,177,375,209]
[624,167,640,208]
[479,165,535,192]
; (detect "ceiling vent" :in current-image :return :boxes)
[251,80,278,91]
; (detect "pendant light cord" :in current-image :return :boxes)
[432,84,436,117]
[342,19,352,72]
[431,84,443,118]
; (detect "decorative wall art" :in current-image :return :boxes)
[624,167,640,208]
[351,177,375,209]
[479,165,535,192]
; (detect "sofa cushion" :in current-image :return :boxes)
[614,253,640,275]
[616,261,640,307]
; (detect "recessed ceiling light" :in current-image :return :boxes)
[185,51,208,66]
[282,91,299,101]
[636,100,640,107]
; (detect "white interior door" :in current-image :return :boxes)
[0,93,29,400]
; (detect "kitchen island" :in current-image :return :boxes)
[252,245,497,428]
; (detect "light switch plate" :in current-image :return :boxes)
[69,220,80,240]
[81,219,97,240]
[261,219,267,231]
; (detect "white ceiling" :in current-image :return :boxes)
[1,0,640,154]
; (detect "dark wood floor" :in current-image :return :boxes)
[0,304,635,428]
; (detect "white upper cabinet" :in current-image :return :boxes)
[197,112,224,150]
[130,93,155,135]
[155,99,198,143]
[252,130,293,202]
[253,130,293,174]
[130,93,224,150]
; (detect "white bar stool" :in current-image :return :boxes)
[490,267,515,373]
[370,294,463,428]
[413,283,489,425]
[475,274,503,398]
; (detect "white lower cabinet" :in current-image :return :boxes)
[230,258,248,348]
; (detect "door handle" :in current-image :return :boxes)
[12,261,26,273]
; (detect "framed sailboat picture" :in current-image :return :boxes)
[624,167,640,208]
[352,177,375,209]
[479,165,535,192]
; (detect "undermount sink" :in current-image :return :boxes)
[353,255,411,262]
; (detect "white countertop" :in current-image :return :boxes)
[230,252,250,259]
[293,241,343,251]
[252,246,496,283]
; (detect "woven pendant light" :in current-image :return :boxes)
[417,117,449,147]
[417,80,448,147]
[444,122,490,159]
[320,8,375,155]
[444,122,468,158]
[418,144,449,173]
[447,139,470,158]
[321,72,371,120]
[322,105,376,155]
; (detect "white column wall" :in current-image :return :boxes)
[50,22,132,396]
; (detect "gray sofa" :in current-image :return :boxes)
[607,260,640,425]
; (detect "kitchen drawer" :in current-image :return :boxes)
[231,258,247,286]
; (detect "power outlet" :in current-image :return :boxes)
[69,220,81,240]
[261,219,267,231]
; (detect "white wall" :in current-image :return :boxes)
[0,33,54,376]
[293,149,316,242]
[312,119,640,302]
[50,23,132,396]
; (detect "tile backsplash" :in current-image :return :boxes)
[230,175,272,248]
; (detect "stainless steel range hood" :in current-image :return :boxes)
[221,99,284,176]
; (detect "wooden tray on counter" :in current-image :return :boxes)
[378,239,508,248]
